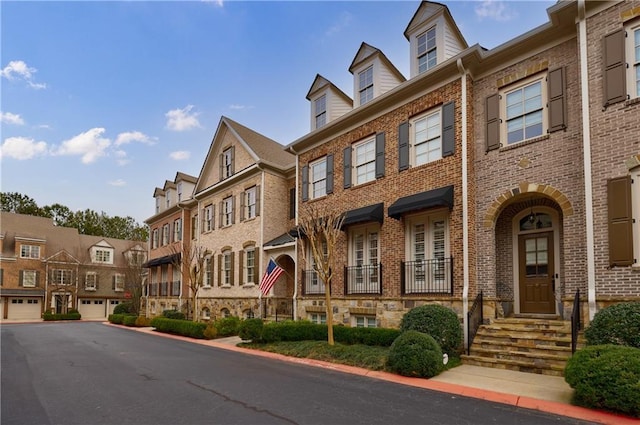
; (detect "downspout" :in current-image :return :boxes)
[457,58,470,348]
[289,146,299,321]
[259,170,266,318]
[578,0,597,320]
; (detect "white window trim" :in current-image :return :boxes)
[310,157,327,199]
[223,197,234,227]
[416,26,437,74]
[85,272,97,291]
[114,274,125,292]
[348,224,380,267]
[222,148,233,179]
[152,229,159,249]
[357,65,374,106]
[499,73,548,146]
[204,205,213,232]
[404,209,450,261]
[244,247,255,285]
[352,137,376,186]
[222,251,232,286]
[20,244,40,259]
[314,94,327,129]
[627,23,640,100]
[174,218,182,242]
[309,313,326,324]
[52,269,73,286]
[353,315,377,328]
[23,270,37,287]
[245,187,257,220]
[632,168,640,266]
[202,307,211,320]
[203,256,213,288]
[410,107,442,167]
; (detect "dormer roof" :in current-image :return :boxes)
[403,1,467,47]
[348,42,405,81]
[174,171,197,184]
[162,180,177,191]
[306,74,352,103]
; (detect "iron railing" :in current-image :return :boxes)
[302,270,326,295]
[261,297,293,322]
[467,291,483,355]
[344,264,382,295]
[571,289,581,354]
[401,257,453,295]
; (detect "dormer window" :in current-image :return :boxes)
[177,182,183,202]
[166,192,171,209]
[314,95,327,128]
[156,197,160,213]
[417,27,437,74]
[358,66,374,105]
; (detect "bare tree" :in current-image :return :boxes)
[169,241,211,321]
[298,204,345,345]
[122,245,147,315]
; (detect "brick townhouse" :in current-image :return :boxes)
[144,172,197,317]
[187,116,296,321]
[0,212,146,320]
[287,1,476,330]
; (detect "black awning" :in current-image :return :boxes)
[342,203,384,229]
[264,232,296,247]
[143,253,180,268]
[388,185,454,220]
[0,288,45,297]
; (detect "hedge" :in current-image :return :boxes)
[43,312,81,321]
[565,345,640,417]
[258,321,401,346]
[122,315,138,327]
[584,302,640,348]
[151,317,207,339]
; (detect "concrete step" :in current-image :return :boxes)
[460,354,566,377]
[468,347,571,367]
[472,338,574,355]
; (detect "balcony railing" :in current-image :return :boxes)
[344,264,382,295]
[302,270,326,295]
[401,257,453,295]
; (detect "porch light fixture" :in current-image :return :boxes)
[528,208,536,224]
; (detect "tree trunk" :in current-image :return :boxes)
[325,279,334,345]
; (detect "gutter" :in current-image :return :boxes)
[577,0,597,321]
[457,58,470,348]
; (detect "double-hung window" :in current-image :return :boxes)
[173,218,182,242]
[315,94,327,129]
[95,249,112,263]
[311,158,327,199]
[85,272,97,291]
[353,138,376,185]
[20,245,40,259]
[242,186,258,220]
[222,147,234,179]
[52,269,73,286]
[358,66,374,105]
[203,256,212,288]
[222,251,232,286]
[192,214,198,239]
[114,274,125,292]
[504,76,544,145]
[412,109,441,166]
[417,27,437,74]
[222,196,234,227]
[244,248,255,285]
[203,205,213,232]
[354,316,377,328]
[152,229,159,249]
[629,24,640,99]
[162,224,170,245]
[22,270,37,287]
[309,313,326,324]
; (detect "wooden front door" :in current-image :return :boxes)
[518,231,555,314]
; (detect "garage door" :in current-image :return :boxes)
[108,300,122,315]
[78,299,106,319]
[7,298,41,320]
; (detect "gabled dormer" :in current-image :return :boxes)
[89,240,114,265]
[163,180,177,210]
[174,172,197,203]
[404,1,467,78]
[306,74,353,131]
[348,42,406,107]
[153,187,165,214]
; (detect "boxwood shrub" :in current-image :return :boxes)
[238,318,264,341]
[333,326,401,347]
[257,321,400,346]
[162,310,186,320]
[122,315,138,327]
[113,302,134,314]
[213,316,242,337]
[151,317,207,339]
[565,345,640,417]
[43,312,81,321]
[584,302,640,348]
[386,331,443,378]
[400,304,463,355]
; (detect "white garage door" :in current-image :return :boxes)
[78,299,106,319]
[7,298,41,320]
[108,300,122,315]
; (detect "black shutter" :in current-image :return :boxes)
[211,205,215,230]
[254,250,260,284]
[603,29,627,107]
[442,101,455,157]
[375,132,385,178]
[0,268,3,286]
[239,250,244,284]
[398,122,409,171]
[35,271,40,287]
[485,94,500,151]
[548,67,567,132]
[231,196,236,224]
[230,252,235,286]
[608,176,634,266]
[289,188,296,219]
[19,270,23,286]
[240,191,246,221]
[301,165,309,201]
[217,254,222,286]
[112,276,116,291]
[255,185,261,217]
[343,147,352,189]
[219,154,223,180]
[326,154,334,194]
[230,146,235,175]
[95,274,99,291]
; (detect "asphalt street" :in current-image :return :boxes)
[1,322,595,425]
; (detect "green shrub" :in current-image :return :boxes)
[386,331,443,378]
[135,316,152,327]
[213,316,242,337]
[333,326,401,347]
[108,314,125,324]
[565,345,640,417]
[400,304,462,355]
[584,302,640,348]
[42,312,81,321]
[151,317,207,339]
[162,310,186,320]
[261,321,327,343]
[203,323,218,340]
[123,315,138,327]
[113,302,134,315]
[238,318,264,341]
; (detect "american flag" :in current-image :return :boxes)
[259,258,284,296]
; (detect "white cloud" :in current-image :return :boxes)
[108,179,127,187]
[202,0,224,6]
[0,136,47,160]
[114,150,130,166]
[114,131,155,146]
[165,105,201,131]
[475,1,516,22]
[53,127,111,164]
[0,111,25,125]
[169,150,190,160]
[325,11,353,37]
[1,60,47,89]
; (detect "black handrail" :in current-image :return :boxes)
[401,257,453,295]
[571,289,581,354]
[344,264,382,295]
[467,291,483,355]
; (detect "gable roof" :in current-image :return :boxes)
[348,42,406,82]
[403,1,467,48]
[306,74,352,103]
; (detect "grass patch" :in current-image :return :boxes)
[240,340,461,373]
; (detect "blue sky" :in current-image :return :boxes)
[1,0,554,224]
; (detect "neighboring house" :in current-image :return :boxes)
[190,116,295,321]
[287,1,474,329]
[0,212,146,320]
[143,172,197,317]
